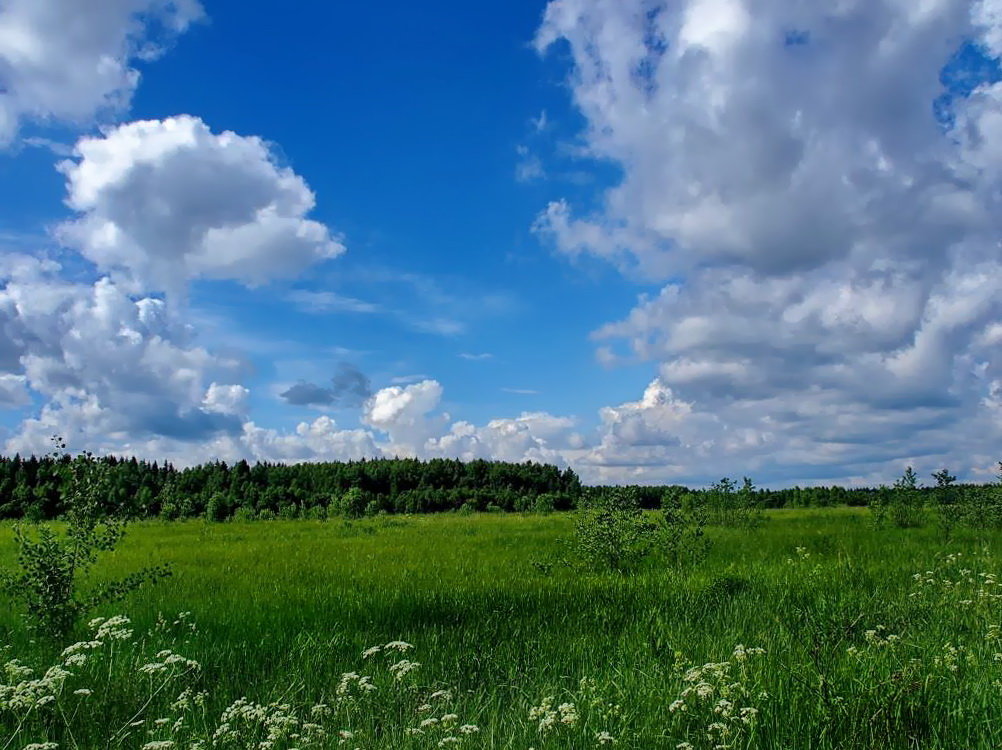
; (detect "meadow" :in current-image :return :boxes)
[2,508,1001,749]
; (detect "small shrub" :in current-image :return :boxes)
[0,449,171,641]
[331,487,367,519]
[533,493,557,514]
[205,492,228,523]
[704,477,765,528]
[871,467,927,528]
[304,504,327,521]
[573,487,657,573]
[232,506,256,522]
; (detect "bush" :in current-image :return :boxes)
[232,506,256,522]
[533,493,557,514]
[871,467,926,529]
[205,492,228,522]
[304,504,327,521]
[331,487,367,518]
[573,487,657,573]
[704,477,765,528]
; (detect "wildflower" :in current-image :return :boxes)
[596,730,616,744]
[384,640,414,652]
[558,702,578,725]
[459,724,479,734]
[361,646,381,659]
[73,688,93,697]
[388,659,421,680]
[94,615,134,641]
[22,744,59,750]
[141,742,175,750]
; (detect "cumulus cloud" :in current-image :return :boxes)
[0,0,204,145]
[57,116,344,295]
[202,383,249,416]
[531,0,1002,483]
[0,373,30,407]
[0,256,247,455]
[361,379,449,452]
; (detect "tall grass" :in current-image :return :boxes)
[2,508,1000,748]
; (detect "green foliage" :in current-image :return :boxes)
[533,493,556,514]
[659,487,712,567]
[332,487,367,518]
[232,506,256,523]
[205,492,228,523]
[703,476,766,528]
[872,467,928,529]
[573,487,656,572]
[0,450,171,640]
[573,487,710,573]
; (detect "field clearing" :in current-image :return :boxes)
[2,508,1001,748]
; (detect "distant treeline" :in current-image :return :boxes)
[0,453,996,521]
[0,454,581,520]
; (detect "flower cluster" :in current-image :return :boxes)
[667,645,767,749]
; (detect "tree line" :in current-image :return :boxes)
[0,454,581,520]
[0,452,998,522]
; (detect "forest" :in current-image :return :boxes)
[0,451,993,521]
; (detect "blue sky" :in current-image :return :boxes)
[1,0,1001,487]
[0,0,650,429]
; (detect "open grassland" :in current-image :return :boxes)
[2,508,1001,749]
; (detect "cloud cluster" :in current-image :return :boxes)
[0,0,204,145]
[0,255,247,455]
[57,116,344,295]
[280,363,372,408]
[530,0,1002,483]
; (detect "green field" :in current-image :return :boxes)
[2,508,1001,749]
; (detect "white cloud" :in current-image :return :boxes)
[0,0,204,145]
[0,373,30,407]
[361,379,449,452]
[57,116,344,295]
[0,257,246,455]
[288,289,381,314]
[202,383,249,417]
[427,411,581,464]
[240,417,380,463]
[458,352,493,361]
[530,0,1002,484]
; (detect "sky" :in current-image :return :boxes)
[0,0,1000,488]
